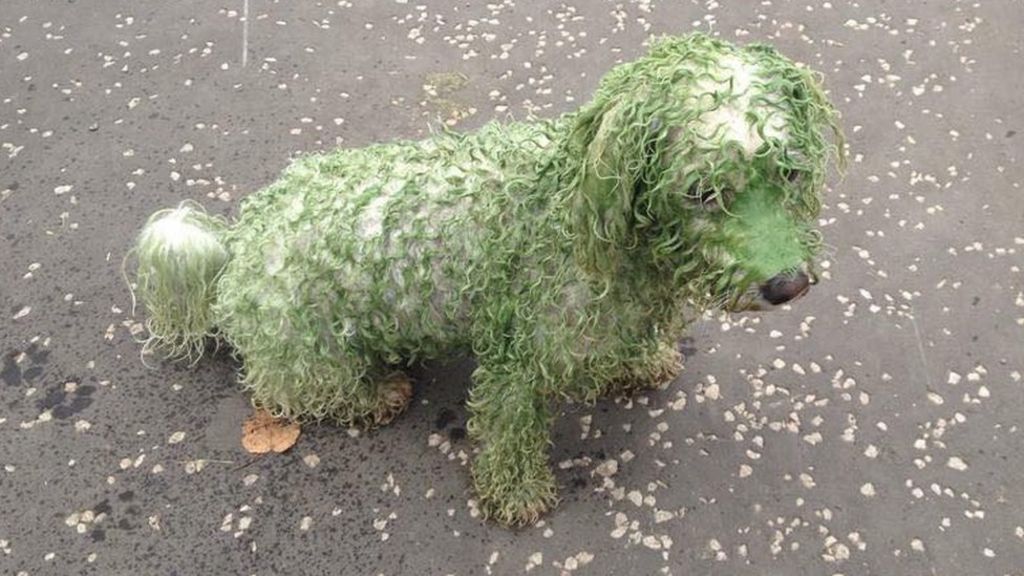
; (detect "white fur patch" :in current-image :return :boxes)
[145,208,222,255]
[358,194,391,240]
[693,55,788,155]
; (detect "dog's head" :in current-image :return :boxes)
[560,34,843,311]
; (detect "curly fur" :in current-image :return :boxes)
[133,34,842,525]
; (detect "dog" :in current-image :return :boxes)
[132,33,843,525]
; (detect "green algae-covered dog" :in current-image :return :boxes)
[133,34,842,525]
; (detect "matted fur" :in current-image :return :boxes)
[133,34,842,525]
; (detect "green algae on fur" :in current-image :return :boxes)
[134,33,843,525]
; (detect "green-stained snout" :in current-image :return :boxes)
[713,182,819,310]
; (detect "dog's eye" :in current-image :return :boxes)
[792,83,807,102]
[689,183,723,211]
[781,168,803,184]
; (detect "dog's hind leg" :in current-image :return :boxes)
[234,333,412,427]
[467,359,558,526]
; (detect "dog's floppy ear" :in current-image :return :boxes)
[558,34,715,277]
[560,95,655,277]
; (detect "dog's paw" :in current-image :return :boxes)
[609,343,683,396]
[473,460,558,526]
[477,484,558,527]
[373,373,413,426]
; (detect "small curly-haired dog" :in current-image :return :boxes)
[133,34,842,525]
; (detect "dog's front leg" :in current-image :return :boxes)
[467,360,558,526]
[604,340,684,397]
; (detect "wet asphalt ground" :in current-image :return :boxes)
[2,1,1023,574]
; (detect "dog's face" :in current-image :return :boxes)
[563,34,843,312]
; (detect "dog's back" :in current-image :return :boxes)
[214,119,567,363]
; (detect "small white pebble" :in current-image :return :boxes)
[627,490,643,507]
[947,457,968,471]
[594,459,618,478]
[704,383,720,400]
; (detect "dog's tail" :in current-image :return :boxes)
[130,201,230,362]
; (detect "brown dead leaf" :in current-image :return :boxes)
[242,409,300,454]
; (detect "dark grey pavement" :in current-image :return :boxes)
[2,1,1023,574]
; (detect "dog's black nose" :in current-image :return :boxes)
[760,271,811,305]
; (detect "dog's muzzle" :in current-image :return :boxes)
[759,270,812,306]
